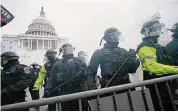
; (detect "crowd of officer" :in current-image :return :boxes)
[1,17,178,111]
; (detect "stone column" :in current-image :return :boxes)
[42,40,44,50]
[28,39,30,50]
[55,40,57,49]
[48,40,50,49]
[37,39,38,50]
[49,40,51,49]
[31,39,32,50]
[21,39,24,49]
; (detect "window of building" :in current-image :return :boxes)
[32,39,37,50]
[23,39,28,50]
[51,40,56,49]
[44,40,48,49]
[38,40,43,49]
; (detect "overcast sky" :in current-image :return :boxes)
[1,0,178,59]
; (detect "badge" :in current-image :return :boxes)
[24,67,30,74]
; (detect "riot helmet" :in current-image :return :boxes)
[60,43,74,56]
[100,27,121,45]
[1,51,19,67]
[45,49,57,62]
[141,19,164,38]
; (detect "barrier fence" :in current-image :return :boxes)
[1,74,178,111]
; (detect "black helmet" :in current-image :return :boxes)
[1,51,19,66]
[45,49,57,57]
[1,51,19,60]
[99,27,121,45]
[45,49,57,62]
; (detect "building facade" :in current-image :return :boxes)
[1,7,68,53]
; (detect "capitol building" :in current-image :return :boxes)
[1,7,68,53]
[1,7,68,65]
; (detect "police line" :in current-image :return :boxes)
[1,74,178,111]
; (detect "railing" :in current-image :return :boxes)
[1,74,178,111]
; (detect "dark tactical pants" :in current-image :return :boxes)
[146,81,178,111]
[144,71,178,111]
[1,95,29,111]
[57,84,90,111]
[43,88,56,111]
[29,86,39,100]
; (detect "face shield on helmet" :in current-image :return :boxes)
[104,31,121,43]
[141,19,165,38]
[100,27,122,45]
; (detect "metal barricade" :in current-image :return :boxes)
[1,74,178,111]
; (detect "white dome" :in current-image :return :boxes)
[25,7,57,36]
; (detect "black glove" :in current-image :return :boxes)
[1,87,11,96]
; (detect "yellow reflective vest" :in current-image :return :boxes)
[33,65,47,91]
[137,40,178,76]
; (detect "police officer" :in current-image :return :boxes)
[51,43,89,111]
[33,49,59,111]
[165,22,178,65]
[86,27,140,91]
[137,18,178,110]
[29,63,41,100]
[1,51,31,110]
[165,22,178,107]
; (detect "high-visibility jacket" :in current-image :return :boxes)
[137,38,178,76]
[33,65,47,91]
[33,59,59,91]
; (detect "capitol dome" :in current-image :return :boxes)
[25,7,57,36]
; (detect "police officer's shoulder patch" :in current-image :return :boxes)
[24,67,30,74]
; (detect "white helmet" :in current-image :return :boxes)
[141,19,164,37]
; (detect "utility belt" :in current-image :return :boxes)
[100,74,130,88]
